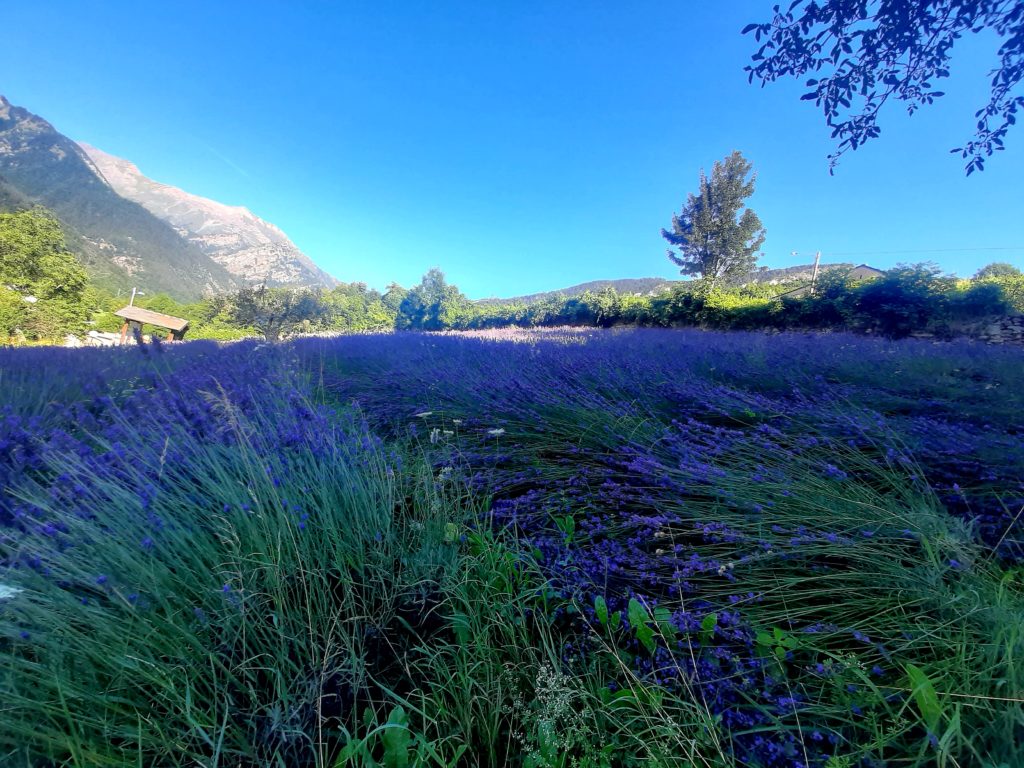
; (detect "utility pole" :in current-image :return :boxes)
[810,251,822,295]
[129,287,141,307]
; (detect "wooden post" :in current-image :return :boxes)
[810,251,822,295]
[119,322,129,345]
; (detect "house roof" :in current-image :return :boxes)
[114,306,190,332]
[848,264,887,278]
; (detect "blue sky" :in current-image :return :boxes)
[3,1,1023,298]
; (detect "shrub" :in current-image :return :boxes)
[946,280,1013,321]
[848,264,953,337]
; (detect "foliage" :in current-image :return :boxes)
[974,261,1022,280]
[0,207,89,340]
[382,282,409,314]
[662,151,766,287]
[744,1,1024,174]
[989,273,1024,312]
[396,269,472,330]
[322,282,395,332]
[851,264,955,337]
[413,262,1021,338]
[229,284,330,341]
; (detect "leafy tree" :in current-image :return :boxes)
[995,273,1024,311]
[590,287,622,327]
[974,261,1022,279]
[744,1,1024,174]
[947,280,1013,319]
[229,285,329,341]
[0,207,89,340]
[321,282,395,331]
[396,269,470,330]
[662,151,766,288]
[382,283,408,314]
[0,287,27,338]
[851,263,955,337]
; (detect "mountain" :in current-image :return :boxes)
[0,95,335,300]
[0,95,239,299]
[79,143,336,289]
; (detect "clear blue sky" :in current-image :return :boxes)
[3,1,1023,298]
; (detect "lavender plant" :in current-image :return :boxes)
[1,328,1022,767]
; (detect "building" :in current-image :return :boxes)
[114,306,190,343]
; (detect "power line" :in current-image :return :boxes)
[822,246,1024,257]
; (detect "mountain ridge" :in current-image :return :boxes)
[78,143,337,289]
[0,95,239,300]
[0,95,336,300]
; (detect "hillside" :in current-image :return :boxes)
[0,95,241,300]
[79,143,336,289]
[476,264,854,305]
[477,277,677,305]
[0,96,337,301]
[743,262,854,284]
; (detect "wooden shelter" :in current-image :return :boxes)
[114,306,190,343]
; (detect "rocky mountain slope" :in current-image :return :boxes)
[0,95,335,300]
[0,95,239,299]
[79,143,335,289]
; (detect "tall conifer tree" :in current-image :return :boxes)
[662,151,766,288]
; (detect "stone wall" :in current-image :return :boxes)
[981,315,1024,345]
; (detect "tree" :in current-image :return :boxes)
[229,285,329,341]
[851,263,955,337]
[382,282,408,314]
[662,151,766,288]
[744,1,1024,174]
[974,261,1022,280]
[395,269,470,330]
[0,207,89,340]
[321,282,394,331]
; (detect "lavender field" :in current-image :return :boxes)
[1,329,1023,767]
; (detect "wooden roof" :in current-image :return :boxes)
[114,306,190,332]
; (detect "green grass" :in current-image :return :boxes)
[1,336,1022,767]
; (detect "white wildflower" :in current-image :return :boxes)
[487,428,506,436]
[415,411,433,418]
